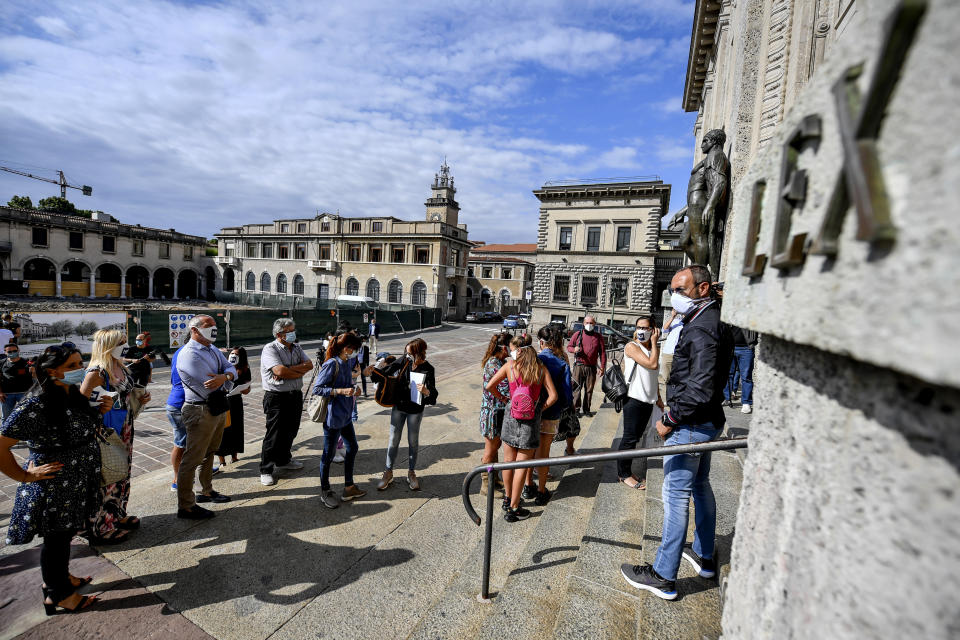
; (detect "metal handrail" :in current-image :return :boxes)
[460,437,749,602]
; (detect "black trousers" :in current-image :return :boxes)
[260,390,304,475]
[359,370,368,396]
[41,530,75,602]
[617,397,654,480]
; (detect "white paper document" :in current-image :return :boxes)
[409,371,426,404]
[227,383,251,397]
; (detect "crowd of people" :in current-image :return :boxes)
[0,263,750,613]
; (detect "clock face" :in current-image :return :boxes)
[432,214,442,221]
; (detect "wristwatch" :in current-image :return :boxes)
[225,372,234,381]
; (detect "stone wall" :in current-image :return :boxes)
[723,336,960,638]
[719,0,960,637]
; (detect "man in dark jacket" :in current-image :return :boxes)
[620,264,732,601]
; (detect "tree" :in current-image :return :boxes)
[37,196,78,215]
[49,320,75,339]
[7,195,33,209]
[74,321,98,338]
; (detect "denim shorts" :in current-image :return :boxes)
[166,404,187,448]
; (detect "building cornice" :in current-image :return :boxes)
[683,0,724,112]
[1,206,208,246]
[533,181,670,215]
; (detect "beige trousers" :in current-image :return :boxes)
[177,403,226,509]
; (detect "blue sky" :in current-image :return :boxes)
[0,0,697,243]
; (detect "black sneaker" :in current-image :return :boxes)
[522,484,537,500]
[177,505,215,520]
[534,488,552,506]
[196,491,231,504]
[682,545,717,578]
[501,497,511,512]
[620,563,677,600]
[503,507,531,523]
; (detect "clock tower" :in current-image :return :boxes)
[425,160,459,227]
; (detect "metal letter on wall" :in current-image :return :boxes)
[810,0,927,256]
[741,180,768,277]
[771,115,822,270]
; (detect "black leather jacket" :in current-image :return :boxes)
[664,302,733,428]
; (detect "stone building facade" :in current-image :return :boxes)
[214,163,472,318]
[467,243,536,314]
[0,205,213,299]
[530,180,671,330]
[679,0,960,637]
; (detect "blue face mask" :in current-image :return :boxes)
[61,368,87,386]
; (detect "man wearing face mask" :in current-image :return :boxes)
[175,315,237,519]
[0,342,33,419]
[122,333,155,387]
[620,264,733,601]
[258,318,313,486]
[567,315,607,417]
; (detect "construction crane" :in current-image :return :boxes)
[0,165,92,199]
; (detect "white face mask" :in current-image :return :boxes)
[111,345,126,359]
[584,323,595,332]
[283,331,297,343]
[635,328,650,342]
[228,355,239,364]
[198,325,217,343]
[670,291,705,315]
[510,349,519,360]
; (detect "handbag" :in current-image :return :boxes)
[307,360,340,423]
[371,358,410,408]
[96,424,128,486]
[127,387,148,421]
[601,360,636,413]
[180,361,231,416]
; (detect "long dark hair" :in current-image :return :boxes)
[406,338,427,363]
[33,345,81,393]
[230,347,249,372]
[537,325,569,366]
[481,332,512,369]
[325,332,362,361]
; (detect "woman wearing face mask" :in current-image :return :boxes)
[521,325,573,505]
[0,345,112,614]
[372,338,437,492]
[79,329,150,544]
[485,334,558,522]
[478,333,512,495]
[216,347,251,467]
[312,333,366,509]
[618,317,662,490]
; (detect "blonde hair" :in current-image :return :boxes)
[88,328,128,382]
[510,334,543,386]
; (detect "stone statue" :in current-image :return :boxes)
[679,129,730,276]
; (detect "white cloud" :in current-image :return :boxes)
[0,0,697,241]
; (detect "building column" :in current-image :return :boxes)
[55,270,62,297]
[89,270,96,298]
[148,272,155,299]
[120,272,127,298]
[173,277,179,299]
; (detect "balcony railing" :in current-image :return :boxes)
[215,256,240,267]
[445,266,466,278]
[308,259,337,271]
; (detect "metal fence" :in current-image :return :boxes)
[128,305,443,350]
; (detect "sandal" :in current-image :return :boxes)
[117,516,140,530]
[42,586,98,616]
[620,477,645,490]
[90,529,131,545]
[42,575,93,591]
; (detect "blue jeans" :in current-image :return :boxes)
[723,347,754,405]
[166,404,187,448]
[319,422,358,490]
[386,408,423,471]
[1,392,25,420]
[653,424,720,581]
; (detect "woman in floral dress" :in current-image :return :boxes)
[478,333,512,495]
[80,329,150,544]
[0,345,111,613]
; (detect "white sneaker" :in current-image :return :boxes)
[278,458,304,471]
[332,449,345,463]
[741,404,752,414]
[260,473,277,486]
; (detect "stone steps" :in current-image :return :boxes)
[405,408,619,640]
[633,447,743,639]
